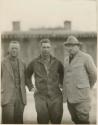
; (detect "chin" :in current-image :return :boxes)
[44,53,49,56]
[12,55,17,58]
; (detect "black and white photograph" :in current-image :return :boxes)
[0,0,97,124]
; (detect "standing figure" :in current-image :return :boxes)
[1,41,33,124]
[26,39,64,124]
[63,35,97,124]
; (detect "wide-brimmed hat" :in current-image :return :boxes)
[64,35,82,46]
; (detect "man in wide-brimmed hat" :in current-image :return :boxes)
[63,35,97,124]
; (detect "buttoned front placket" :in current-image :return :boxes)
[37,59,50,99]
[43,61,51,98]
[64,51,80,102]
[37,55,56,99]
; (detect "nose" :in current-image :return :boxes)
[13,49,17,52]
[44,47,49,51]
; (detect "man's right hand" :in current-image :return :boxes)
[30,87,37,93]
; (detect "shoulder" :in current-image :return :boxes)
[18,58,26,67]
[79,51,92,61]
[1,56,9,65]
[52,56,63,66]
[27,56,39,67]
[79,51,95,67]
[51,56,58,62]
[20,59,25,64]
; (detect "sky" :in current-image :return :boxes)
[0,0,96,32]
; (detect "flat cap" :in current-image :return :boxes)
[64,35,82,46]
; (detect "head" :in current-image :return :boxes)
[64,36,81,55]
[64,44,80,55]
[40,39,51,57]
[8,41,20,58]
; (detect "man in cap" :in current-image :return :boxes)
[63,35,97,124]
[1,41,33,124]
[26,38,64,124]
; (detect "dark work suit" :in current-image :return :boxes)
[26,55,64,124]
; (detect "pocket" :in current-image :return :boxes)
[72,64,83,68]
[76,87,90,99]
[77,83,90,88]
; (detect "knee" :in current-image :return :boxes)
[77,113,89,123]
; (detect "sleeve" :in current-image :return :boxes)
[25,61,34,91]
[1,62,3,80]
[1,62,4,93]
[85,55,97,88]
[58,61,64,88]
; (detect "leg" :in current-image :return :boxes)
[75,101,91,124]
[48,96,63,124]
[2,104,14,124]
[67,101,79,124]
[34,95,49,124]
[14,89,25,124]
[14,101,24,124]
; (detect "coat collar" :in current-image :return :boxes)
[37,54,56,65]
[5,55,14,79]
[68,50,81,65]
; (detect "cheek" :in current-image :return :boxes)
[65,47,69,51]
[48,48,51,51]
[68,48,72,52]
[71,48,77,54]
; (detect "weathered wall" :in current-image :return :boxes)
[1,36,97,65]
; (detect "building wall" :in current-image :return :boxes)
[79,37,97,65]
[1,36,97,65]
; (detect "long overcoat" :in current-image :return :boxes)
[1,55,32,106]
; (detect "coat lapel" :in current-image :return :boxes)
[5,56,14,79]
[69,50,81,66]
[6,56,23,82]
[18,58,23,81]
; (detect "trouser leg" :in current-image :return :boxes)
[14,88,25,124]
[14,100,24,124]
[2,104,14,124]
[75,101,90,124]
[48,96,63,124]
[67,101,90,124]
[67,101,79,124]
[34,95,49,124]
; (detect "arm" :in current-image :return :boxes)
[85,55,97,88]
[1,62,4,93]
[1,62,3,80]
[25,61,34,91]
[58,61,64,89]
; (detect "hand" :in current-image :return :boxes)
[31,87,37,93]
[30,88,34,92]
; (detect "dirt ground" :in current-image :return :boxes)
[23,88,97,124]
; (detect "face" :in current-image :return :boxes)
[41,42,51,56]
[65,44,79,55]
[8,42,20,58]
